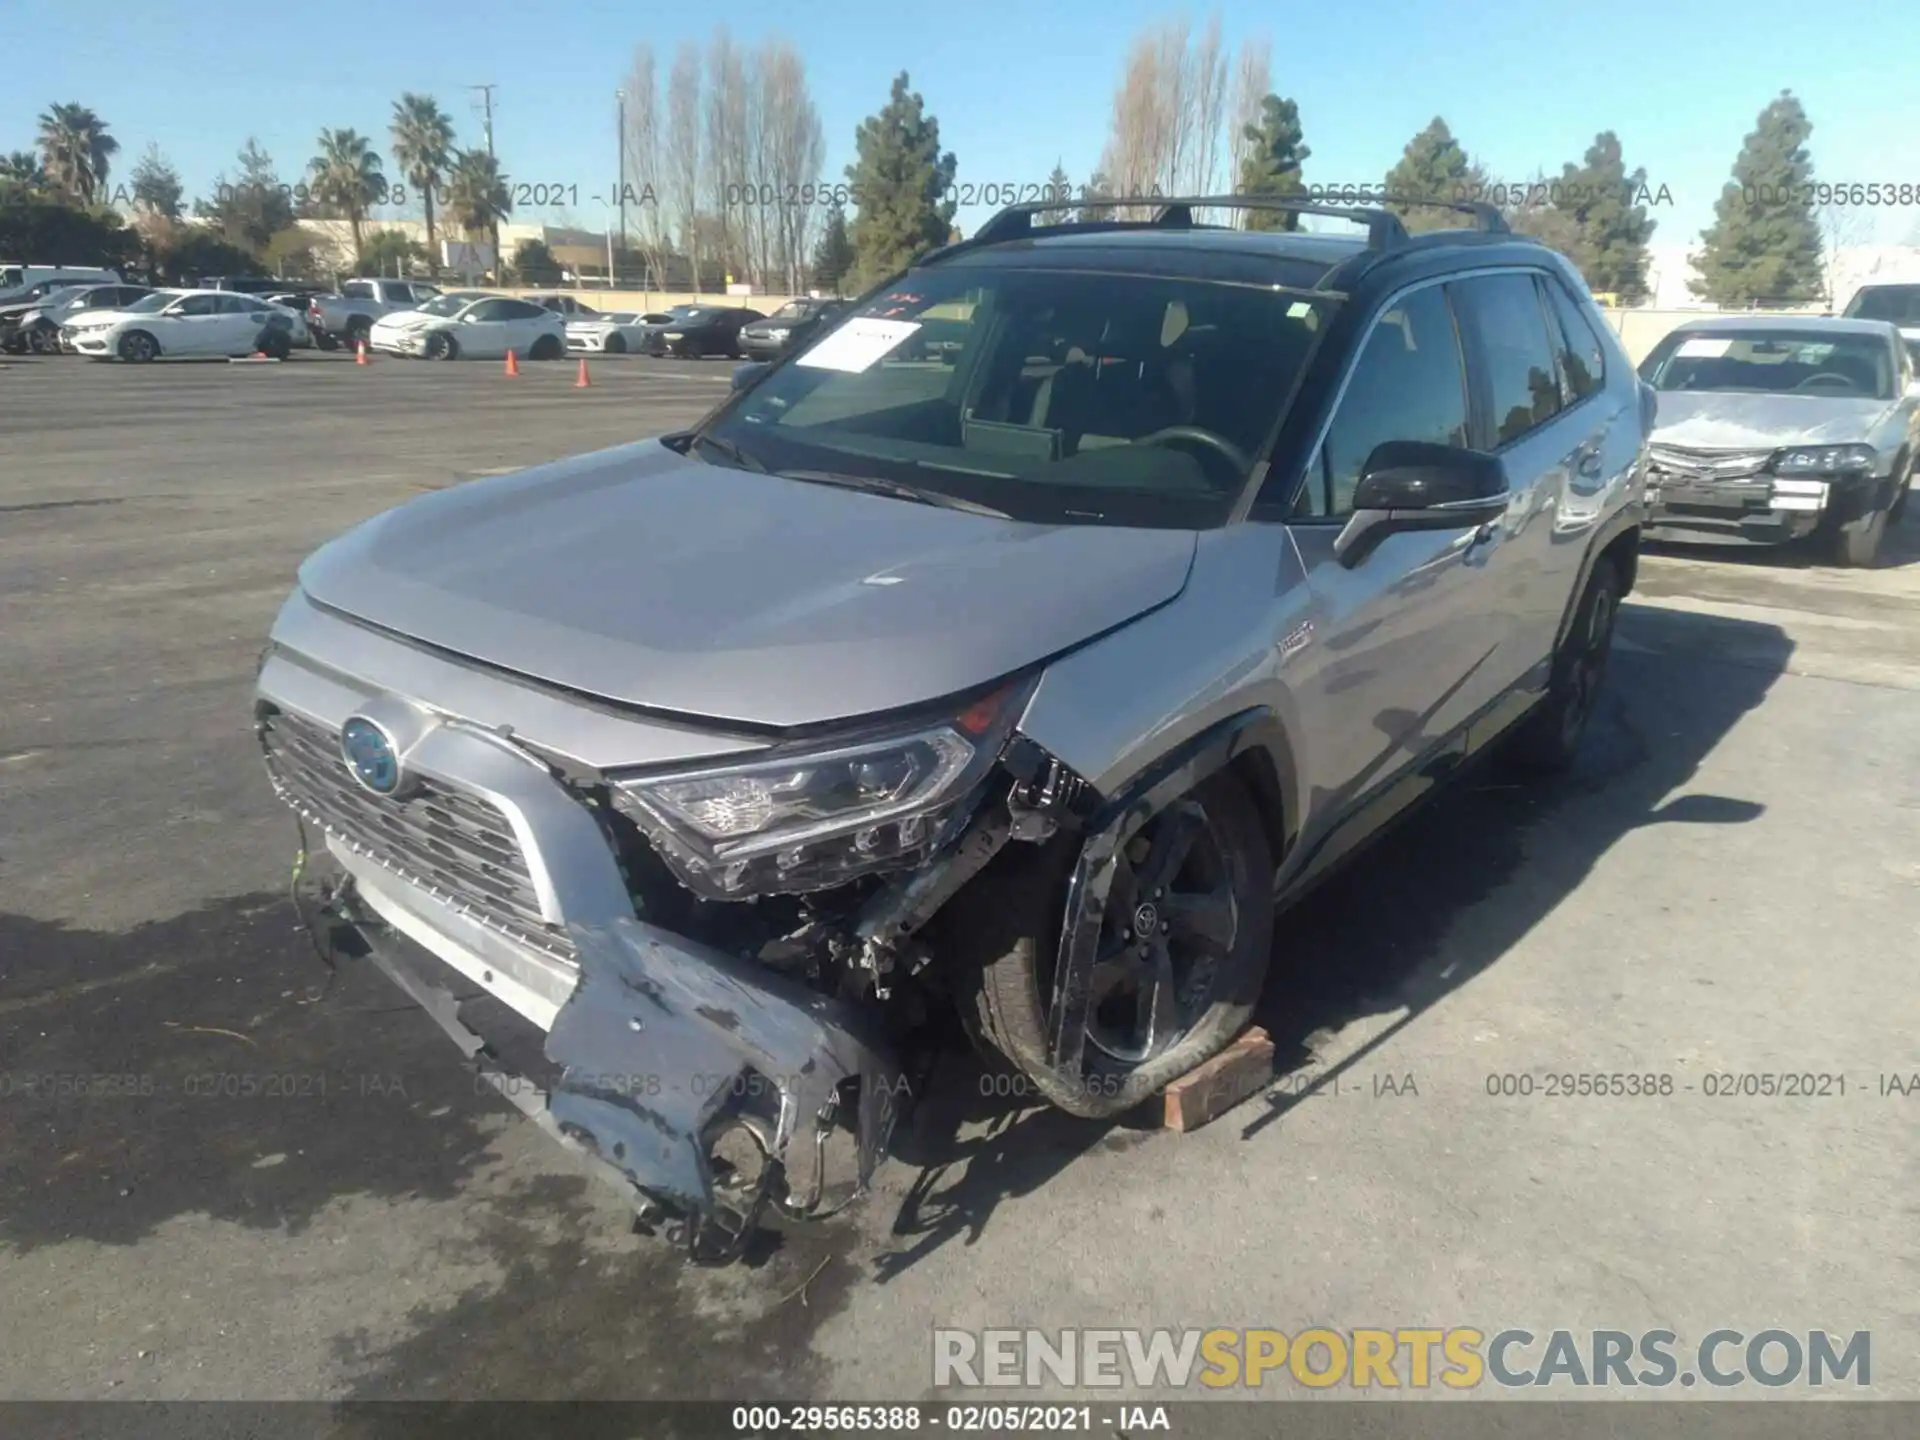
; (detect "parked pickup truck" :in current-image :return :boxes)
[307,278,441,350]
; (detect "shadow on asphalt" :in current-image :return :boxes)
[876,601,1791,1273]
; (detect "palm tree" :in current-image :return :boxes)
[36,103,118,206]
[389,93,455,277]
[307,128,387,269]
[444,148,512,280]
[0,150,49,192]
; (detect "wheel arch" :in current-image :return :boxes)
[1552,506,1640,658]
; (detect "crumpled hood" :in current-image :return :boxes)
[298,441,1198,728]
[370,310,437,334]
[1650,392,1895,450]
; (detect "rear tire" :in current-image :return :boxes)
[117,330,159,362]
[258,329,292,361]
[951,771,1275,1120]
[1508,556,1621,774]
[529,334,563,361]
[345,317,371,349]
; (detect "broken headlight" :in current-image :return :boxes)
[609,681,1030,899]
[1773,444,1876,475]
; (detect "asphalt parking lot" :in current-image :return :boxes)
[3,350,1918,1410]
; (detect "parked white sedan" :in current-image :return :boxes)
[368,291,568,361]
[64,289,309,361]
[565,310,675,353]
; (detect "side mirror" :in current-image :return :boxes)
[731,360,771,392]
[1334,440,1510,569]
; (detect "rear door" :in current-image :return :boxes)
[1279,278,1502,861]
[218,292,274,351]
[1451,270,1622,693]
[497,298,555,352]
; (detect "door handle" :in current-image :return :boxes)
[1575,445,1604,480]
[1462,522,1498,565]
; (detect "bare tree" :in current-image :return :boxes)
[759,39,824,294]
[1099,12,1234,219]
[1227,35,1271,223]
[666,42,703,289]
[704,28,750,288]
[621,44,671,288]
[1818,200,1872,310]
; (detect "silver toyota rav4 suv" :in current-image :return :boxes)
[254,195,1651,1259]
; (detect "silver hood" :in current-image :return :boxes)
[1649,391,1894,450]
[298,440,1198,728]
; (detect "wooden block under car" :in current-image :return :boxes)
[1160,1027,1275,1132]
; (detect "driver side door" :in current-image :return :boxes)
[455,298,515,357]
[161,293,229,355]
[1275,279,1508,878]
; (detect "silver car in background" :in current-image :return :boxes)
[1639,315,1918,565]
[252,193,1649,1261]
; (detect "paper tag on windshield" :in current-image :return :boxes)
[1675,336,1733,358]
[796,317,922,372]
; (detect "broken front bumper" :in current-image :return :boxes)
[256,636,901,1242]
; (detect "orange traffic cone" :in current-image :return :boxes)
[504,348,520,377]
[355,338,369,365]
[574,357,592,388]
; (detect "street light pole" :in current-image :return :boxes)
[615,88,626,287]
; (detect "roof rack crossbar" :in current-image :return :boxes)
[961,192,1508,255]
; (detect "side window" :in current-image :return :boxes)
[1541,276,1606,402]
[505,300,549,320]
[378,282,411,302]
[217,294,259,314]
[172,294,222,316]
[1455,273,1564,445]
[1305,284,1470,518]
[464,299,512,322]
[343,281,375,300]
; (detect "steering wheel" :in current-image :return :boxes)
[1134,425,1252,476]
[1793,372,1857,392]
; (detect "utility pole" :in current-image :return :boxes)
[615,88,627,286]
[470,83,499,282]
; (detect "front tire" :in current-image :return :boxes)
[1828,493,1888,567]
[423,330,457,361]
[28,324,60,354]
[953,771,1275,1119]
[117,330,159,362]
[604,333,627,355]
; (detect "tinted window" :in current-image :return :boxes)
[1305,284,1469,518]
[1846,285,1920,324]
[497,300,548,320]
[343,281,375,300]
[1541,277,1606,402]
[1456,273,1563,445]
[216,294,259,314]
[378,282,413,302]
[463,299,513,321]
[171,294,222,316]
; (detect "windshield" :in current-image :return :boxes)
[1844,285,1920,325]
[122,292,179,314]
[416,293,477,317]
[771,302,812,320]
[0,267,20,289]
[704,264,1333,527]
[1640,330,1895,400]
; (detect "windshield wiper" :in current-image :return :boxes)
[686,431,768,473]
[778,469,1011,518]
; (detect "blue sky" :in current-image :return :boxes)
[7,0,1920,249]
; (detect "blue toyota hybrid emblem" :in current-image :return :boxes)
[340,716,402,795]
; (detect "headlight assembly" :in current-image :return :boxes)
[1773,444,1877,475]
[609,679,1032,898]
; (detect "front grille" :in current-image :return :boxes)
[1647,445,1774,483]
[260,707,574,961]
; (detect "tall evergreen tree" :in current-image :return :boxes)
[1690,91,1824,306]
[844,72,957,286]
[1043,160,1073,219]
[1235,94,1310,231]
[1075,169,1115,223]
[128,143,184,219]
[809,200,855,291]
[1536,132,1658,301]
[198,139,294,255]
[1381,118,1474,234]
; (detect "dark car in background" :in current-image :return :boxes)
[738,297,850,359]
[2,281,153,353]
[1843,283,1920,341]
[644,303,764,358]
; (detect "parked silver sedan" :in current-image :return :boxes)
[1639,315,1919,565]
